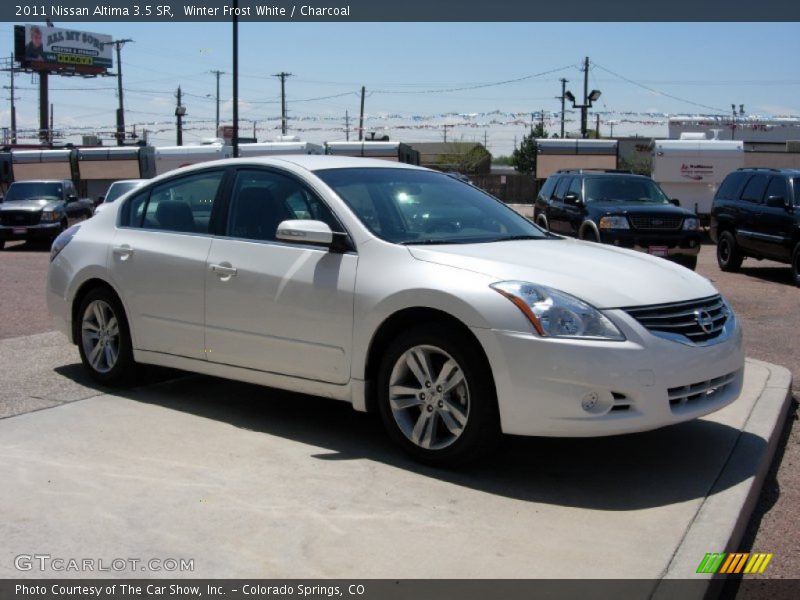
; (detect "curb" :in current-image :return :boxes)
[652,358,793,599]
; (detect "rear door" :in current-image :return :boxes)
[203,167,357,384]
[547,176,572,234]
[735,173,769,254]
[110,169,226,359]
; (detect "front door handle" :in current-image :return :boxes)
[210,263,238,279]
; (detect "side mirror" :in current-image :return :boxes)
[96,195,105,205]
[67,194,78,203]
[670,198,681,207]
[276,219,346,251]
[563,192,581,205]
[765,195,787,209]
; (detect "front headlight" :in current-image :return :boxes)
[40,211,60,223]
[490,281,626,341]
[683,217,700,231]
[598,216,630,230]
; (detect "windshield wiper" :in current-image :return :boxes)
[399,239,460,245]
[488,234,545,242]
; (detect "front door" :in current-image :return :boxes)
[204,167,357,384]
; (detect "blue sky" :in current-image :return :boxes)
[2,21,799,155]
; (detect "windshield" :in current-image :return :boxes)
[584,177,670,204]
[105,181,143,204]
[315,167,545,244]
[4,182,62,202]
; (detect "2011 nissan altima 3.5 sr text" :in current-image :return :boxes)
[46,156,744,466]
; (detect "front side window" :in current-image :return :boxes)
[552,177,571,201]
[315,167,545,245]
[583,177,670,204]
[793,178,800,206]
[227,169,341,242]
[764,177,788,203]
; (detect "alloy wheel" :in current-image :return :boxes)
[81,299,121,374]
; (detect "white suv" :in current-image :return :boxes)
[47,156,744,465]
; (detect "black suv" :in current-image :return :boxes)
[533,170,702,269]
[0,180,94,249]
[710,168,800,286]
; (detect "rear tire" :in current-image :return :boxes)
[77,287,137,386]
[377,324,500,467]
[792,243,800,287]
[717,231,743,272]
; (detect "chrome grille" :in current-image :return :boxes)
[0,211,40,226]
[668,371,738,411]
[628,215,682,231]
[624,295,728,343]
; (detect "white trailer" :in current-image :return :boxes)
[238,141,324,157]
[325,141,420,164]
[651,139,743,218]
[154,144,232,176]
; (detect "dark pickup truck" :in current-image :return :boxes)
[0,180,94,249]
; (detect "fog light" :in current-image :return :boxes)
[580,390,614,415]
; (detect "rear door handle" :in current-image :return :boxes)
[210,263,238,278]
[112,244,134,260]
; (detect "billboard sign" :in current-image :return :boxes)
[15,25,113,73]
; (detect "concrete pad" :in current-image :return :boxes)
[0,334,792,583]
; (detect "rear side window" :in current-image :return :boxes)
[121,170,224,233]
[740,174,769,203]
[715,172,749,200]
[538,177,557,201]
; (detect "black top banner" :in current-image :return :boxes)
[3,0,800,22]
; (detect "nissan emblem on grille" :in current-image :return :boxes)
[694,310,715,334]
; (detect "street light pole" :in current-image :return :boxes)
[110,39,133,145]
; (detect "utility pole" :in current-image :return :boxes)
[595,114,600,138]
[232,0,239,157]
[484,130,488,148]
[443,124,453,142]
[358,86,365,141]
[345,110,350,141]
[7,55,17,144]
[49,103,53,144]
[175,86,185,145]
[109,39,133,145]
[210,69,225,134]
[730,104,744,140]
[581,56,590,138]
[558,78,567,138]
[273,71,292,135]
[540,110,545,134]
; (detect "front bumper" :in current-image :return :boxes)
[472,310,744,437]
[599,229,701,258]
[0,222,61,242]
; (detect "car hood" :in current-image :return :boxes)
[588,201,695,217]
[0,198,59,211]
[407,237,717,309]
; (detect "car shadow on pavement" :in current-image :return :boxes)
[1,240,50,252]
[736,265,795,286]
[65,368,769,512]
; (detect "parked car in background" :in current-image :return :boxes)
[47,156,743,466]
[94,179,146,215]
[0,180,94,250]
[710,168,800,286]
[534,170,702,270]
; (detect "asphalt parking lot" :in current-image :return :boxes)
[0,239,797,587]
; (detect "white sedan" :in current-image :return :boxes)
[46,156,744,465]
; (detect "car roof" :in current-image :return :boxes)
[172,154,428,176]
[736,168,800,175]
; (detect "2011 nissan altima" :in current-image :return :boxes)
[46,156,744,465]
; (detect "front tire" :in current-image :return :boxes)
[77,287,136,386]
[717,231,743,272]
[377,324,500,467]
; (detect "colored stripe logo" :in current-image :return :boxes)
[696,552,773,574]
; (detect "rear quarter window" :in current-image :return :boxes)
[715,172,748,200]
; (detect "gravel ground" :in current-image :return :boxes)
[0,237,797,582]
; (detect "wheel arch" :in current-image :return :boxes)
[579,219,601,241]
[362,307,494,414]
[70,278,130,346]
